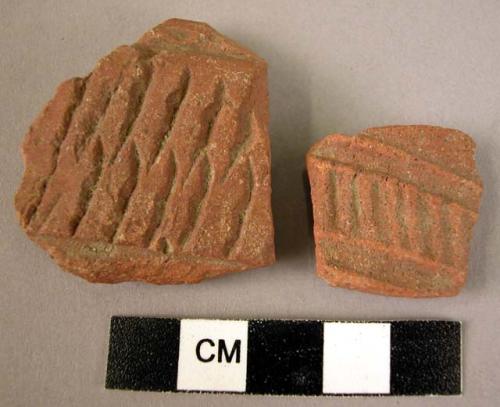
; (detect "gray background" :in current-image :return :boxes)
[1,1,499,406]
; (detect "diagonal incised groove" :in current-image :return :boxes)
[370,179,387,244]
[28,78,88,227]
[26,178,49,228]
[75,77,122,162]
[151,68,191,167]
[180,154,212,248]
[440,204,453,266]
[223,111,252,182]
[416,192,433,259]
[360,132,480,184]
[71,137,104,236]
[111,142,141,243]
[395,183,410,250]
[37,195,61,233]
[328,171,338,231]
[109,62,154,166]
[228,158,254,257]
[190,79,225,168]
[182,149,207,192]
[146,150,177,247]
[180,80,225,191]
[156,237,172,255]
[203,80,225,147]
[351,173,360,237]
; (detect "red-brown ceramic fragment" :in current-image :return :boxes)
[306,125,483,297]
[15,19,275,284]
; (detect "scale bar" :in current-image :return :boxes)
[105,317,461,396]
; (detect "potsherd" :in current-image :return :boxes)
[15,19,275,283]
[307,125,482,297]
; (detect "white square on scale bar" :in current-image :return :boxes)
[177,319,248,392]
[323,322,391,394]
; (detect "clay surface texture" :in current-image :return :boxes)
[15,19,275,284]
[307,125,482,297]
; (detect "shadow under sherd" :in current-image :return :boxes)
[267,48,314,263]
[465,134,498,293]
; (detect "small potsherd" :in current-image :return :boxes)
[15,19,275,284]
[306,125,483,297]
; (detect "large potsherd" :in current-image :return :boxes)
[15,19,275,283]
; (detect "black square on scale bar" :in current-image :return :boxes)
[105,316,180,392]
[390,320,461,395]
[246,319,323,395]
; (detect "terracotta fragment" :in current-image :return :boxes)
[15,19,275,283]
[307,125,482,297]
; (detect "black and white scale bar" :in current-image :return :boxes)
[105,317,461,396]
